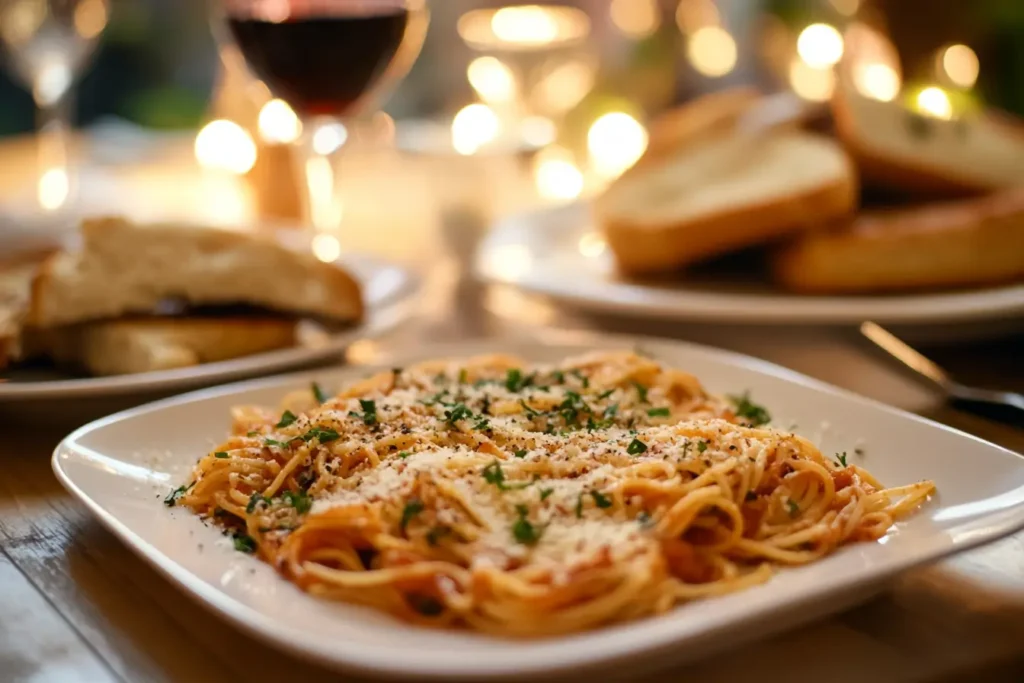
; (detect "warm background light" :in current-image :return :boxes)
[38,166,69,212]
[451,103,500,155]
[311,233,341,263]
[531,59,596,114]
[311,123,347,155]
[257,98,301,144]
[194,119,257,175]
[916,86,953,120]
[73,0,108,40]
[587,112,648,179]
[941,44,979,89]
[854,62,901,102]
[789,60,835,102]
[467,56,517,103]
[533,146,583,201]
[610,0,660,39]
[797,23,844,69]
[459,5,590,49]
[687,26,737,77]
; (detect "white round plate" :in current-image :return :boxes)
[0,254,419,401]
[475,203,1024,326]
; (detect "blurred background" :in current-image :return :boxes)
[2,0,1022,216]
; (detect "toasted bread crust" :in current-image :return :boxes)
[772,188,1024,292]
[642,87,763,163]
[831,95,987,197]
[28,217,364,327]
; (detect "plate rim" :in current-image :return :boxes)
[475,203,1024,326]
[52,333,1024,679]
[0,256,420,401]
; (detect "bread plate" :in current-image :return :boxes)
[475,203,1024,328]
[0,254,418,401]
[52,333,1024,679]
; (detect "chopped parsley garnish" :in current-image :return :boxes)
[786,499,800,517]
[552,370,565,384]
[729,392,771,426]
[633,381,649,403]
[281,490,312,514]
[444,403,473,426]
[590,490,613,508]
[398,451,412,459]
[275,410,298,428]
[636,510,654,528]
[163,482,193,507]
[597,388,615,400]
[213,451,229,459]
[473,416,491,431]
[481,461,529,491]
[627,438,648,455]
[505,368,525,392]
[400,499,425,531]
[458,368,468,384]
[233,534,257,553]
[514,449,528,458]
[512,505,542,545]
[570,369,590,388]
[539,488,554,501]
[263,438,292,448]
[647,407,670,417]
[311,382,329,404]
[697,440,708,454]
[348,399,377,426]
[575,494,584,518]
[246,492,269,513]
[518,398,542,418]
[299,427,340,444]
[426,525,451,546]
[835,451,848,467]
[246,430,258,437]
[604,403,619,418]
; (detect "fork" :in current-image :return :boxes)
[860,321,1024,418]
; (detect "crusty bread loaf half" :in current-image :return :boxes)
[642,87,763,163]
[772,188,1024,293]
[34,317,298,376]
[597,131,857,274]
[28,217,363,328]
[0,250,53,369]
[833,80,1024,196]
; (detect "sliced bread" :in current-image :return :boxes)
[642,87,763,162]
[0,250,52,369]
[597,131,857,274]
[833,79,1024,196]
[28,217,363,328]
[771,188,1024,293]
[36,317,299,376]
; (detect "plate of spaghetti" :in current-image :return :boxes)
[53,336,1024,679]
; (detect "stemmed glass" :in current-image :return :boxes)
[0,0,109,213]
[219,0,429,237]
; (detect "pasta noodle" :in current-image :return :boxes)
[167,350,935,636]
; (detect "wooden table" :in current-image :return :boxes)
[2,137,1024,682]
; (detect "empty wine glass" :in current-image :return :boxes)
[0,0,109,213]
[218,0,429,238]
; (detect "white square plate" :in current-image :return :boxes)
[53,335,1024,680]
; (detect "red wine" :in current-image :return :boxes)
[228,6,410,117]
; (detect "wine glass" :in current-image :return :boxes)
[220,0,429,237]
[0,0,109,213]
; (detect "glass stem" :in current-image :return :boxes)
[297,117,347,234]
[34,88,75,212]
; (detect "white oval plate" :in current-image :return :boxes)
[0,254,419,401]
[475,203,1024,326]
[53,334,1024,680]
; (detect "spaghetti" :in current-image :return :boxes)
[169,350,935,636]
